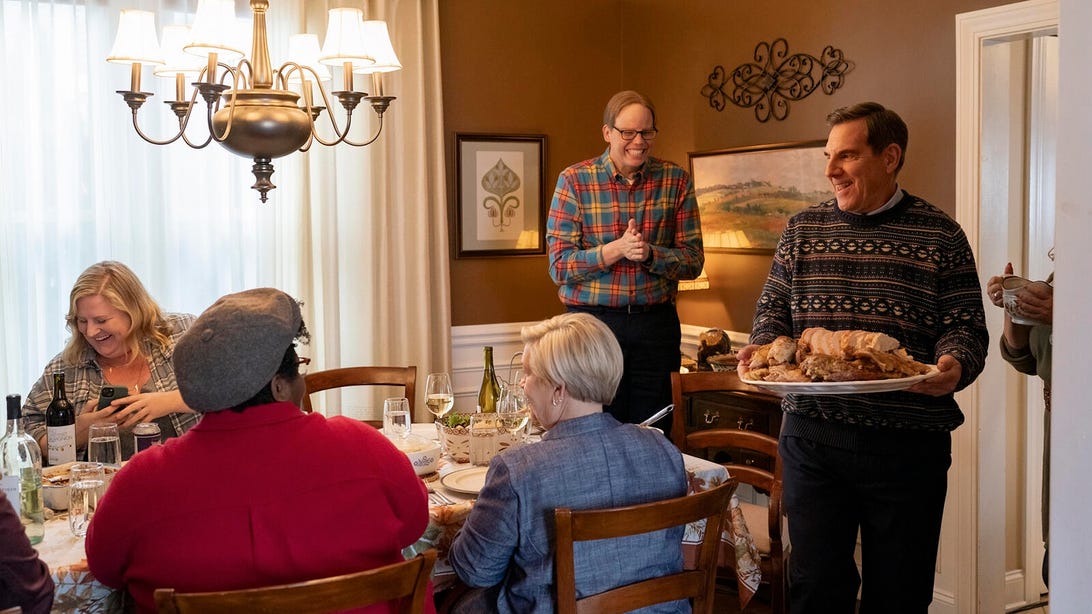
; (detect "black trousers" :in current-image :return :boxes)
[566,303,680,434]
[780,433,951,614]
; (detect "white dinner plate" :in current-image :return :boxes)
[440,466,489,495]
[741,365,940,395]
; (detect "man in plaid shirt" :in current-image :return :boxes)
[547,90,704,432]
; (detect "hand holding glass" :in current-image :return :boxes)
[87,422,122,467]
[383,397,412,440]
[69,462,106,537]
[424,373,454,420]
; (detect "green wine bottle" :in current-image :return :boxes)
[46,372,76,465]
[477,346,500,413]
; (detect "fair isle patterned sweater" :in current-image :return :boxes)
[750,192,989,432]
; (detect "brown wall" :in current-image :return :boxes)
[441,0,1018,330]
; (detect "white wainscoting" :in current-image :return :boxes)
[450,322,749,410]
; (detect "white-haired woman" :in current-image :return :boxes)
[448,312,687,614]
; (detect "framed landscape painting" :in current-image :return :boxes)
[688,140,833,254]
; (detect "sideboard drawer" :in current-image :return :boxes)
[683,390,782,471]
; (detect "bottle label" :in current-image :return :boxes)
[0,475,19,515]
[47,425,77,465]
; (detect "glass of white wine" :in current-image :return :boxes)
[424,373,454,422]
[498,385,531,446]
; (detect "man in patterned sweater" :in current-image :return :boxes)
[739,102,988,613]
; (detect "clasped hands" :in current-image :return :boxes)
[607,219,650,264]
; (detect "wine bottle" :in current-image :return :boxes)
[0,394,45,545]
[477,346,500,413]
[46,372,76,465]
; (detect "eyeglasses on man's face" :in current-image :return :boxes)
[611,126,658,141]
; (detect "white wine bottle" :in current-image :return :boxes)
[477,346,500,413]
[46,371,76,465]
[0,394,45,545]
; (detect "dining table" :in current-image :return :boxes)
[35,421,762,612]
[36,512,128,613]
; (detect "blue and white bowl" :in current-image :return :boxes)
[391,434,441,476]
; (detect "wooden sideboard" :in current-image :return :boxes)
[671,370,783,472]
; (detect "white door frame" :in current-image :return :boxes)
[953,1,1059,611]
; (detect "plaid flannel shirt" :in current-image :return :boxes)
[547,149,704,307]
[23,313,199,456]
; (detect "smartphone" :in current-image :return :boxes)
[97,385,130,411]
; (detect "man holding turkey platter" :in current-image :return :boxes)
[737,102,988,614]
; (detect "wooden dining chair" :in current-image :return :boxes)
[154,550,436,614]
[671,371,789,614]
[554,478,738,614]
[302,365,417,423]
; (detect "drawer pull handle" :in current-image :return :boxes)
[737,417,754,430]
[703,410,720,425]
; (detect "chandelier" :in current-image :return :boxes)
[106,0,401,203]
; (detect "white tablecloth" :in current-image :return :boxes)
[36,513,126,613]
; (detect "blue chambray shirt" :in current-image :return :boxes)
[449,412,689,613]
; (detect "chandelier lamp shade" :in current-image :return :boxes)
[106,0,402,203]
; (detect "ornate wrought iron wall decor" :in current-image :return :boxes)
[701,39,852,122]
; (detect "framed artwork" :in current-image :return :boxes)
[688,140,833,254]
[455,133,547,257]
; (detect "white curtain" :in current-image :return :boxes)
[0,0,449,422]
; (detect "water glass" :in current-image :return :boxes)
[87,423,122,467]
[383,397,412,440]
[469,413,500,466]
[424,373,454,421]
[69,462,106,537]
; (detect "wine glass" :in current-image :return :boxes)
[498,385,531,446]
[383,397,412,441]
[424,373,454,421]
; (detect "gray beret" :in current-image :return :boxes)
[174,288,301,412]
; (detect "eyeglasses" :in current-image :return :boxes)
[296,356,311,375]
[611,126,658,141]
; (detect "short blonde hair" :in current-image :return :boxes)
[62,261,172,364]
[520,313,622,405]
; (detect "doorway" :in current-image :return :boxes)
[953,0,1058,612]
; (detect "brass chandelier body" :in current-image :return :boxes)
[114,1,396,202]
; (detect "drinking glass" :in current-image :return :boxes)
[69,462,106,537]
[469,413,500,466]
[424,373,454,421]
[498,386,531,446]
[383,397,412,440]
[87,423,122,467]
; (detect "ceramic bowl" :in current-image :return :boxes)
[40,462,119,510]
[438,424,471,463]
[391,434,442,476]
